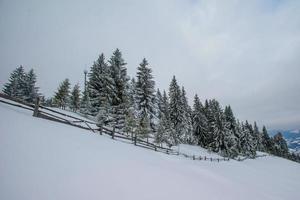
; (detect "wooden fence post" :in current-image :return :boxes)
[134,134,137,145]
[204,156,206,161]
[99,125,103,135]
[112,125,115,139]
[193,155,195,160]
[33,97,40,117]
[154,146,157,151]
[217,158,219,162]
[167,149,169,154]
[210,158,212,161]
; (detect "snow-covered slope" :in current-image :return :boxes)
[0,102,299,200]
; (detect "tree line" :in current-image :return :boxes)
[2,49,300,162]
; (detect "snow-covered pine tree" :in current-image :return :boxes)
[240,121,256,158]
[70,83,81,112]
[222,120,238,158]
[53,78,70,109]
[128,78,137,112]
[272,132,289,157]
[124,107,137,138]
[156,89,163,120]
[23,69,39,103]
[155,112,172,146]
[253,122,261,151]
[162,90,169,118]
[136,114,151,140]
[154,90,172,146]
[224,106,238,140]
[80,83,92,116]
[3,65,27,99]
[108,49,129,130]
[261,125,271,152]
[223,105,239,157]
[203,99,236,157]
[248,122,258,151]
[135,58,156,136]
[235,120,243,154]
[192,94,208,147]
[88,53,113,116]
[168,76,184,145]
[206,99,229,154]
[180,87,193,144]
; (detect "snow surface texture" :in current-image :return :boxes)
[0,102,300,200]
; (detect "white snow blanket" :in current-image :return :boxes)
[0,102,299,200]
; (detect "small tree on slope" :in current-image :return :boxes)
[70,83,81,112]
[23,69,39,103]
[3,65,27,99]
[53,78,70,109]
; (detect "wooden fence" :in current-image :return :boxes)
[0,93,231,162]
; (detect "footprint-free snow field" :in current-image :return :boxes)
[0,102,299,200]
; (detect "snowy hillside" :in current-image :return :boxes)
[0,102,300,200]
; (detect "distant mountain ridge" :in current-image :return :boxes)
[269,129,300,154]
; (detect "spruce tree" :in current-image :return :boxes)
[206,99,226,153]
[155,113,171,146]
[156,89,164,120]
[124,107,137,138]
[162,90,170,118]
[53,78,70,109]
[88,53,113,116]
[23,69,39,103]
[70,83,81,112]
[80,83,92,116]
[272,132,289,157]
[168,76,184,145]
[261,125,271,152]
[155,90,172,146]
[128,78,137,112]
[222,121,238,158]
[181,87,193,144]
[135,58,156,135]
[192,94,208,147]
[224,105,238,139]
[3,65,26,99]
[253,122,261,151]
[136,115,151,140]
[240,121,256,158]
[108,49,129,130]
[224,105,239,157]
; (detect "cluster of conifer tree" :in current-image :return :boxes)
[3,50,299,162]
[3,65,39,103]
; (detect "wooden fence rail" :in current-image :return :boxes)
[0,93,231,162]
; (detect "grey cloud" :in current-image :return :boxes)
[0,0,299,130]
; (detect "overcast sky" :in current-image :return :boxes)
[0,0,299,130]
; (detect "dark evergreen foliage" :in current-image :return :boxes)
[192,95,208,147]
[88,53,114,116]
[53,79,70,109]
[135,58,156,135]
[108,49,129,130]
[70,83,81,112]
